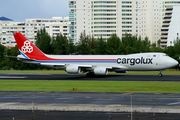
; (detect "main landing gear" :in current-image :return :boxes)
[158,70,163,77]
[86,72,95,77]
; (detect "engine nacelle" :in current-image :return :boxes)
[94,67,108,75]
[66,65,81,74]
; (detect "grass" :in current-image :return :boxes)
[0,69,180,75]
[0,70,180,93]
[1,80,180,93]
[0,70,67,74]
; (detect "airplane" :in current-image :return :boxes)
[13,32,178,77]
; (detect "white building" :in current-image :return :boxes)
[0,17,25,47]
[166,6,180,46]
[25,17,70,44]
[0,17,70,47]
[68,0,180,47]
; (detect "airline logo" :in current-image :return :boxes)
[21,40,33,53]
[117,57,153,66]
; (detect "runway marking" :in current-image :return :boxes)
[38,92,50,93]
[0,102,20,106]
[86,96,91,99]
[0,76,27,79]
[167,102,180,105]
[97,99,112,100]
[156,98,180,100]
[122,93,132,95]
[58,98,74,100]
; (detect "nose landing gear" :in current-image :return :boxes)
[158,70,163,77]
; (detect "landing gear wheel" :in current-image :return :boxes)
[158,74,163,77]
[158,70,163,77]
[86,73,91,77]
[86,72,95,77]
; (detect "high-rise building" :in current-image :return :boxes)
[68,0,180,47]
[165,6,180,47]
[0,17,70,47]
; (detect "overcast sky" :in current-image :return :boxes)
[0,0,69,22]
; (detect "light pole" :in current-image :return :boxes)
[131,95,133,120]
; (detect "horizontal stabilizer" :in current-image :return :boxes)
[6,55,18,59]
[6,55,36,63]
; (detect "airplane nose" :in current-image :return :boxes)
[171,58,179,67]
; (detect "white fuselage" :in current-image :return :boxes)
[29,52,178,71]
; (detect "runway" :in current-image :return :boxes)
[1,92,180,107]
[0,74,180,81]
[1,111,180,120]
[1,92,180,113]
[1,74,180,119]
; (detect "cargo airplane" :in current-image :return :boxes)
[13,32,178,77]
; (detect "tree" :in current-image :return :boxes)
[68,38,76,55]
[76,31,91,54]
[36,28,52,54]
[88,36,96,54]
[141,36,150,52]
[157,39,161,47]
[52,33,69,55]
[95,36,107,54]
[106,34,121,54]
[151,43,156,49]
[168,38,180,63]
[0,44,5,69]
[173,38,180,54]
[0,44,5,58]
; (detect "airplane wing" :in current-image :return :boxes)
[40,63,128,73]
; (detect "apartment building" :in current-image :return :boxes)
[25,17,70,43]
[166,6,180,46]
[0,17,25,47]
[68,0,180,47]
[0,17,70,47]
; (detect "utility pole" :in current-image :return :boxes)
[131,95,133,120]
[108,115,112,120]
[32,101,35,120]
[151,103,158,120]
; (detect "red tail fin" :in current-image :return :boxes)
[13,32,47,60]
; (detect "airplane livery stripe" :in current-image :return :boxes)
[19,51,29,59]
[20,49,116,61]
[35,60,117,63]
[35,59,117,61]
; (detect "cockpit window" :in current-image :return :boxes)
[163,54,168,56]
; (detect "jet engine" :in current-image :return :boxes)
[94,67,108,75]
[66,65,81,74]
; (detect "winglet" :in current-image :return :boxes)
[13,32,47,60]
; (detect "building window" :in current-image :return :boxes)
[53,26,60,28]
